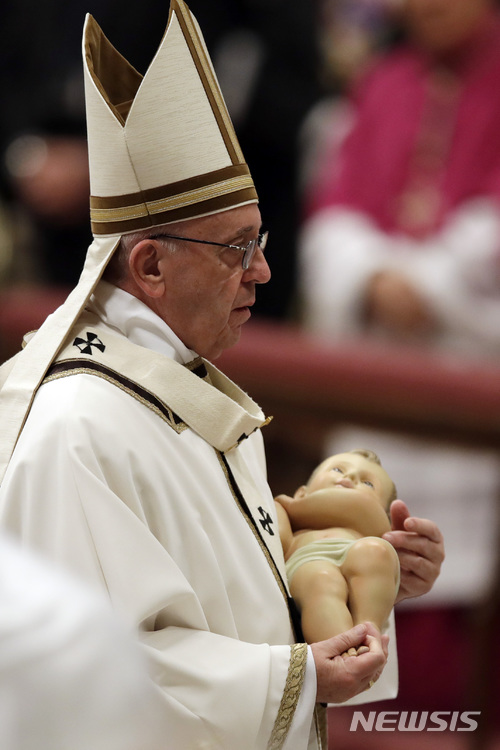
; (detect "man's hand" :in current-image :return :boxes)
[311,623,388,704]
[383,499,445,603]
[365,271,436,338]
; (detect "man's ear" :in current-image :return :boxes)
[128,239,166,299]
[293,485,308,500]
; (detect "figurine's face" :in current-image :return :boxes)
[305,453,393,511]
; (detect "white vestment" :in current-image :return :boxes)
[0,531,170,750]
[0,282,397,749]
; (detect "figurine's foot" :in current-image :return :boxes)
[342,644,370,658]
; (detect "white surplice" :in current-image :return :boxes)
[0,282,324,750]
[0,281,397,749]
[0,531,170,750]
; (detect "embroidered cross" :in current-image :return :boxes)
[258,506,274,536]
[73,332,106,355]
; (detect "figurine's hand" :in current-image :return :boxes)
[311,623,388,704]
[383,499,444,603]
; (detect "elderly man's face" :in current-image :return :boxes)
[157,203,270,360]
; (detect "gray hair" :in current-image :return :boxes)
[103,224,183,284]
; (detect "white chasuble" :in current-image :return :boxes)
[0,306,325,750]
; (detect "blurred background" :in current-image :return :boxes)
[1,1,500,748]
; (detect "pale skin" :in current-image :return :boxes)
[117,204,270,361]
[276,452,400,647]
[114,203,444,703]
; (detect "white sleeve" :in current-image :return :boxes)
[298,207,400,337]
[0,533,168,750]
[0,378,316,750]
[300,199,500,355]
[394,199,500,354]
[283,648,318,750]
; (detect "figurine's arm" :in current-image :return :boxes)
[279,489,391,538]
[274,497,294,557]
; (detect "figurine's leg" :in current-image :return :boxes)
[341,538,399,633]
[289,560,353,643]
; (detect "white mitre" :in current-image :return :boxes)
[0,0,257,483]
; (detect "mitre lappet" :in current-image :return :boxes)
[0,0,258,481]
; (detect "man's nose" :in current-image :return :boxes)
[245,247,271,284]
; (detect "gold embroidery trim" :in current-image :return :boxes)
[184,356,205,371]
[215,451,291,610]
[90,175,254,223]
[224,415,273,453]
[175,0,244,163]
[184,356,212,385]
[215,453,309,747]
[268,643,308,750]
[43,367,188,434]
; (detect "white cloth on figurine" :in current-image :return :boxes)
[0,283,399,747]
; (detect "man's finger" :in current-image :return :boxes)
[326,624,368,657]
[401,515,444,545]
[397,549,439,579]
[384,530,444,564]
[388,499,410,531]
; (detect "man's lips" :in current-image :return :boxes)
[230,304,253,326]
[233,299,255,313]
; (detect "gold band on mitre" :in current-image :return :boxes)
[90,165,257,235]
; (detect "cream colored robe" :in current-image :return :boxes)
[0,532,170,750]
[0,283,323,750]
[0,282,397,748]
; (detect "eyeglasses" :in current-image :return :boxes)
[149,230,269,270]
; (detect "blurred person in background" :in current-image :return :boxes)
[298,0,500,648]
[0,531,169,750]
[301,0,500,355]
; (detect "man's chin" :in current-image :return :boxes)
[205,326,242,361]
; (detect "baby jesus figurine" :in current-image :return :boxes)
[275,449,400,647]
